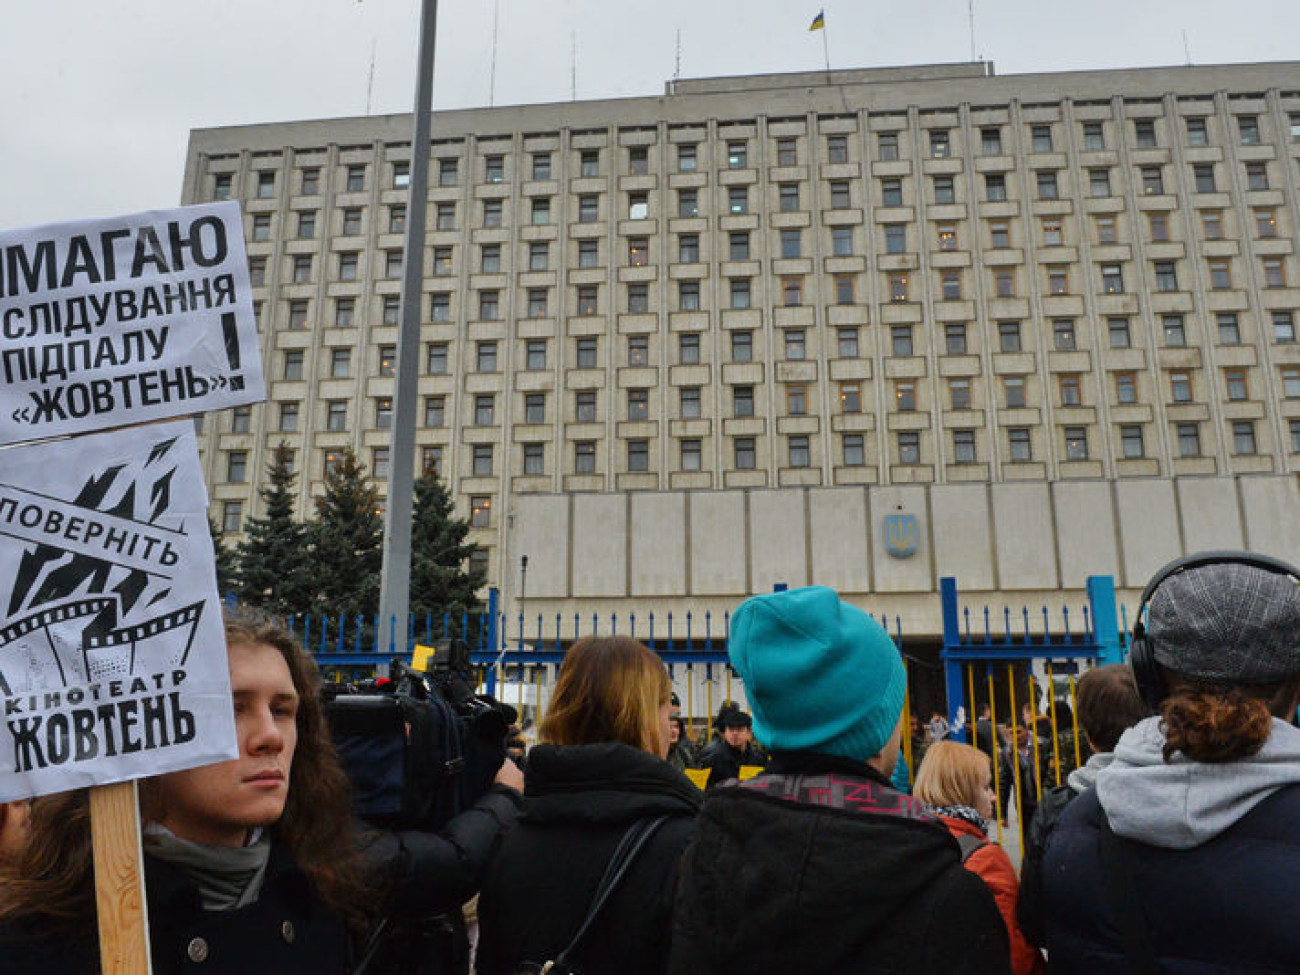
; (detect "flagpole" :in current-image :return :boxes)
[821,22,830,77]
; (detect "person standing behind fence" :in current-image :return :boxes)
[475,636,701,975]
[695,704,764,789]
[670,586,1009,974]
[1043,552,1300,973]
[915,741,1045,975]
[1016,664,1146,948]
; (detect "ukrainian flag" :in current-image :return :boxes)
[809,10,825,30]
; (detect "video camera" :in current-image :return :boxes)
[323,639,517,831]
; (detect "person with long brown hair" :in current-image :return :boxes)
[0,607,523,974]
[914,741,1045,975]
[474,636,701,975]
[1043,553,1300,973]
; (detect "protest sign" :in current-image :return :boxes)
[0,202,264,446]
[0,419,237,801]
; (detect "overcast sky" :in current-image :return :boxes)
[4,0,1298,230]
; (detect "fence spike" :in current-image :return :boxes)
[1062,606,1072,642]
[1022,607,1031,643]
[667,612,674,653]
[983,605,992,644]
[1041,606,1050,645]
[648,612,655,650]
[704,611,713,651]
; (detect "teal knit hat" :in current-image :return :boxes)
[728,586,907,763]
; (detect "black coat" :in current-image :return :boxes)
[669,752,1011,975]
[0,844,352,975]
[695,738,764,789]
[1015,780,1077,948]
[475,742,702,975]
[1043,785,1300,973]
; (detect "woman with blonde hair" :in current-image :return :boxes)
[476,636,701,975]
[915,740,1045,975]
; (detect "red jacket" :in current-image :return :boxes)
[939,814,1046,975]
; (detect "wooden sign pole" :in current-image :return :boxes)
[89,780,152,974]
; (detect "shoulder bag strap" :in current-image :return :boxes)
[1098,816,1163,975]
[550,815,671,970]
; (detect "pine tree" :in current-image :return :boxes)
[409,468,486,641]
[303,446,383,630]
[235,442,309,616]
[208,516,239,599]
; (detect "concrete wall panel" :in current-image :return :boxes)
[809,488,871,592]
[750,490,808,592]
[869,486,932,592]
[931,484,994,590]
[689,491,747,595]
[572,494,627,596]
[1054,481,1120,588]
[1177,478,1244,552]
[630,493,687,596]
[992,482,1057,590]
[1115,479,1181,588]
[1240,476,1300,559]
[513,495,570,597]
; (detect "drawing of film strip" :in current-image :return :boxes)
[84,601,205,676]
[0,598,115,695]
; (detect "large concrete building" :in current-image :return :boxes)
[183,60,1300,639]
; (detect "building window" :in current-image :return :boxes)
[1246,162,1270,191]
[989,220,1011,249]
[827,135,849,163]
[784,329,806,361]
[1004,376,1026,408]
[476,341,498,372]
[679,332,701,364]
[728,186,749,214]
[1283,367,1300,398]
[1273,311,1296,343]
[248,258,266,287]
[1064,427,1088,461]
[1041,219,1063,247]
[733,385,755,417]
[1154,261,1178,292]
[831,226,854,257]
[474,394,495,426]
[881,179,903,207]
[731,331,753,362]
[1170,370,1193,403]
[677,144,697,172]
[998,321,1021,353]
[727,141,748,169]
[949,378,971,411]
[878,132,899,160]
[782,276,804,306]
[780,229,802,259]
[627,335,649,366]
[897,432,920,465]
[527,288,549,319]
[1047,266,1069,296]
[424,396,445,427]
[1106,317,1130,349]
[994,269,1016,298]
[627,192,649,220]
[429,292,450,323]
[941,270,963,300]
[627,283,649,314]
[222,501,243,535]
[326,401,347,432]
[1177,423,1201,458]
[1255,208,1278,239]
[524,393,546,425]
[292,255,313,283]
[576,337,598,369]
[1114,372,1137,404]
[422,447,443,478]
[1088,169,1111,197]
[680,387,702,419]
[431,202,455,231]
[374,397,393,429]
[1233,421,1257,455]
[1120,425,1145,459]
[1082,122,1105,150]
[894,380,916,412]
[788,436,811,468]
[889,273,909,302]
[1217,312,1241,345]
[283,350,304,381]
[985,174,1007,202]
[577,285,598,315]
[842,434,865,467]
[329,348,351,378]
[337,252,358,281]
[1264,258,1288,289]
[575,392,597,423]
[530,152,552,180]
[678,280,701,311]
[212,173,233,200]
[1059,374,1082,407]
[384,250,403,278]
[933,176,955,205]
[279,401,299,431]
[775,139,797,167]
[779,183,800,212]
[1185,117,1208,145]
[527,241,550,271]
[981,127,1002,155]
[628,237,650,266]
[1148,212,1170,242]
[483,155,504,184]
[529,197,552,225]
[297,210,317,238]
[945,323,968,355]
[1037,170,1060,200]
[839,382,862,414]
[472,445,494,476]
[1008,428,1032,461]
[786,385,807,416]
[1100,264,1124,294]
[928,129,950,158]
[730,278,751,310]
[1095,215,1117,244]
[345,165,366,192]
[522,443,544,476]
[437,158,459,186]
[1193,164,1216,193]
[883,224,906,254]
[1208,259,1232,290]
[1030,124,1053,152]
[578,239,598,268]
[256,171,276,199]
[952,430,976,464]
[337,208,362,236]
[835,274,856,305]
[729,231,750,261]
[580,150,600,177]
[891,326,913,357]
[376,346,396,379]
[482,199,503,228]
[627,388,649,421]
[1140,166,1164,195]
[734,437,756,470]
[1157,315,1185,348]
[1292,420,1300,453]
[678,234,700,263]
[478,290,500,321]
[627,439,649,472]
[838,327,859,358]
[1224,368,1249,401]
[677,188,698,217]
[1238,115,1260,145]
[681,439,703,471]
[1133,119,1157,147]
[479,244,501,274]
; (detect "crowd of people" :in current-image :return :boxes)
[2,549,1299,974]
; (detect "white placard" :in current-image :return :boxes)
[0,202,264,445]
[0,421,237,800]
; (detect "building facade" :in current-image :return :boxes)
[183,60,1300,636]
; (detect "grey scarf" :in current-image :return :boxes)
[143,824,272,911]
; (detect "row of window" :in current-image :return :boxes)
[218,414,1300,498]
[214,109,1300,203]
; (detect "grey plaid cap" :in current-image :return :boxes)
[1149,561,1300,683]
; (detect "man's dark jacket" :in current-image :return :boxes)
[695,738,764,789]
[1043,785,1300,973]
[475,742,701,975]
[669,753,1010,974]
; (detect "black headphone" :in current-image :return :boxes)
[1129,550,1300,711]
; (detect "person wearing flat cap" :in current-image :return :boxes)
[669,585,1010,975]
[695,703,764,789]
[1043,551,1300,974]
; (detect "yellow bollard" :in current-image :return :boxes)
[1069,672,1082,770]
[988,667,1003,846]
[1007,665,1027,856]
[1047,662,1063,787]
